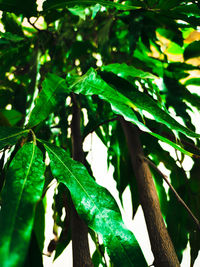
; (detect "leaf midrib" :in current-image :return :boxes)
[8,143,36,253]
[44,142,134,266]
[0,130,28,142]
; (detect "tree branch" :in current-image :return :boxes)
[142,156,200,231]
[120,117,180,267]
[70,93,93,267]
[28,17,40,31]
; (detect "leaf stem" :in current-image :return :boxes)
[28,17,41,31]
[29,129,37,146]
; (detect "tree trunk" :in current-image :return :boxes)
[70,94,93,267]
[120,118,180,267]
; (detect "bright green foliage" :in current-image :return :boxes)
[43,141,147,266]
[0,0,200,266]
[0,143,45,267]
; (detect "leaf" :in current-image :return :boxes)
[0,143,45,267]
[0,0,37,17]
[102,63,157,79]
[23,231,43,267]
[42,141,147,267]
[184,41,200,61]
[1,13,24,37]
[43,0,141,11]
[68,6,87,20]
[0,109,23,126]
[103,73,199,138]
[184,78,200,87]
[69,68,199,156]
[0,126,28,150]
[0,32,24,43]
[27,73,69,128]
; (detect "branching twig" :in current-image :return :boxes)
[142,156,200,231]
[28,17,40,31]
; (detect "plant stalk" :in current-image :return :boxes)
[120,118,180,267]
[70,94,93,267]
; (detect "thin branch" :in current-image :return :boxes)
[28,18,40,31]
[94,234,108,267]
[142,156,200,231]
[150,127,200,156]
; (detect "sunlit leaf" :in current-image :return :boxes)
[0,143,45,267]
[42,141,147,267]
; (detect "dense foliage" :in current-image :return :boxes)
[0,0,200,266]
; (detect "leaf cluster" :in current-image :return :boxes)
[0,0,200,266]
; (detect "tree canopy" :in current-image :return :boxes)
[0,0,200,266]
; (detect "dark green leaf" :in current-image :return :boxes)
[0,143,45,267]
[0,0,37,17]
[184,78,200,87]
[0,32,24,42]
[102,63,157,79]
[1,13,24,37]
[43,0,141,11]
[0,109,23,126]
[0,126,28,149]
[23,231,43,267]
[184,41,200,61]
[27,74,69,128]
[42,141,147,267]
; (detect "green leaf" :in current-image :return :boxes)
[42,141,147,267]
[0,32,24,42]
[184,41,200,61]
[27,73,69,128]
[0,0,37,17]
[69,68,199,156]
[1,12,24,37]
[0,126,28,150]
[0,109,23,126]
[43,0,141,11]
[0,143,45,267]
[68,6,87,20]
[184,78,200,87]
[102,63,157,79]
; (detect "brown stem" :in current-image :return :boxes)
[120,117,180,267]
[143,156,200,231]
[70,93,93,267]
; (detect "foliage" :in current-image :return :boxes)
[0,0,200,266]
